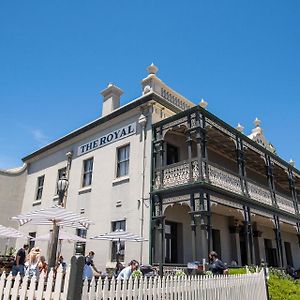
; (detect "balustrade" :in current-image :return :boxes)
[247,182,273,206]
[276,193,295,214]
[153,160,296,215]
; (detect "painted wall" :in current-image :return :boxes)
[0,166,27,254]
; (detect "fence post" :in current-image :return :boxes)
[67,256,85,300]
[261,261,270,300]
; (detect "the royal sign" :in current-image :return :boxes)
[77,122,137,156]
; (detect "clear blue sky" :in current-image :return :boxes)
[0,1,299,169]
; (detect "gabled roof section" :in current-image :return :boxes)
[247,118,277,154]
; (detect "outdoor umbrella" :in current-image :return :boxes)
[0,224,31,255]
[32,230,87,242]
[12,205,93,267]
[0,224,31,239]
[11,205,93,229]
[90,229,148,263]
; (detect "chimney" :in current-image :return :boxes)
[100,83,123,117]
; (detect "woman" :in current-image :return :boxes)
[209,251,228,275]
[38,256,48,273]
[25,247,41,278]
[83,251,101,280]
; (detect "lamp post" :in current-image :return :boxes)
[48,174,69,269]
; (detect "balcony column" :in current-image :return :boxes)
[236,138,248,196]
[189,193,197,261]
[296,223,300,248]
[243,206,255,265]
[186,114,194,182]
[193,191,211,261]
[153,126,165,189]
[252,222,263,265]
[152,194,165,276]
[288,170,299,214]
[265,155,278,208]
[273,215,284,268]
[195,112,208,181]
[228,217,242,265]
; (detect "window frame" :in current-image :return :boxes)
[35,175,45,201]
[81,157,94,187]
[116,144,130,178]
[111,220,126,262]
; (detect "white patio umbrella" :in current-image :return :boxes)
[32,230,87,242]
[0,224,31,255]
[0,224,31,239]
[90,229,148,263]
[11,205,93,229]
[12,205,93,267]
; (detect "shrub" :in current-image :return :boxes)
[131,269,143,280]
[268,275,300,300]
[228,267,247,275]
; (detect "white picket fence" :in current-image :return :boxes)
[0,267,267,300]
[82,270,268,300]
[0,266,69,300]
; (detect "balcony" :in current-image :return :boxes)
[153,160,295,215]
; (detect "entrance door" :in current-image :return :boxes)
[165,222,178,263]
[284,242,293,267]
[264,239,278,267]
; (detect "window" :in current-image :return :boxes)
[29,232,36,251]
[82,158,93,187]
[75,228,87,255]
[56,167,66,194]
[117,145,130,177]
[35,175,45,200]
[167,143,179,165]
[111,220,126,262]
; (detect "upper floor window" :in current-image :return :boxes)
[82,158,93,187]
[35,175,45,200]
[111,220,126,262]
[117,145,130,177]
[167,143,179,165]
[56,167,66,195]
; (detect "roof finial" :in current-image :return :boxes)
[199,98,208,109]
[254,117,261,127]
[236,123,244,133]
[147,63,158,75]
[289,159,295,167]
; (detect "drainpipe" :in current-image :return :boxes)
[138,113,147,264]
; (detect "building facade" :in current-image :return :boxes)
[1,64,300,271]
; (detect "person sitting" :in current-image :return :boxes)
[117,260,139,280]
[209,251,228,275]
[114,261,124,277]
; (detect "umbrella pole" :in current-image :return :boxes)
[48,222,60,270]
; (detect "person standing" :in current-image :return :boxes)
[83,251,101,280]
[12,244,29,278]
[209,251,228,275]
[25,247,41,278]
[117,260,139,280]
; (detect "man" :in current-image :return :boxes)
[12,244,29,277]
[117,260,139,280]
[208,251,228,275]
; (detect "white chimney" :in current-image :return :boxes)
[100,83,123,117]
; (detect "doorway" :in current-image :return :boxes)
[165,222,178,263]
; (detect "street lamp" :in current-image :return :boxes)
[57,174,69,206]
[48,174,69,269]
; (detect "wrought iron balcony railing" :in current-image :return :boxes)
[153,159,296,215]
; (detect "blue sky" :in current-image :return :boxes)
[0,1,299,169]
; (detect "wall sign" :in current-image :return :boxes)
[77,122,136,156]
